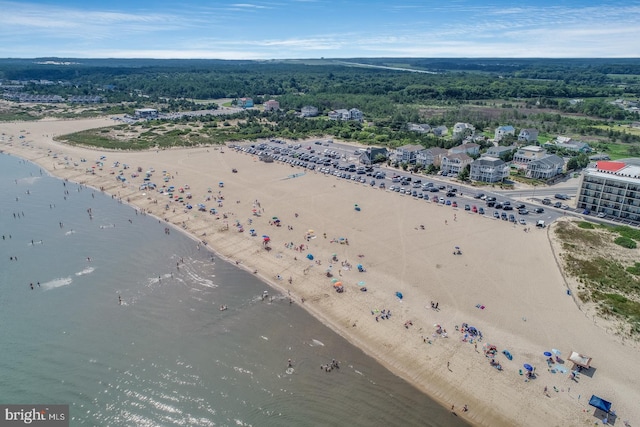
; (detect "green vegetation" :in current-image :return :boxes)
[614,236,637,249]
[555,220,640,337]
[0,111,39,121]
[613,225,640,242]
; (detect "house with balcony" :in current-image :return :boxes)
[518,128,539,143]
[495,125,515,141]
[470,157,510,183]
[441,153,473,176]
[512,145,548,165]
[395,144,424,164]
[525,154,564,179]
[416,147,447,168]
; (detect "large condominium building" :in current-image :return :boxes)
[576,159,640,222]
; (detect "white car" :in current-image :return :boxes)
[597,212,606,218]
[519,219,526,225]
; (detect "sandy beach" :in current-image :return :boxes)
[2,117,639,427]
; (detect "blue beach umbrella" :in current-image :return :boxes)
[544,351,552,357]
[523,364,533,372]
[306,254,314,260]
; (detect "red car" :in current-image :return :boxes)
[472,205,478,213]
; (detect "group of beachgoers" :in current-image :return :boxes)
[320,359,340,372]
[371,308,392,322]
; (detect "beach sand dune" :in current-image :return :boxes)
[2,117,639,427]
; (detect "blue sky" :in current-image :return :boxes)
[1,0,639,59]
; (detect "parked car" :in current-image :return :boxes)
[519,218,527,225]
[518,209,529,215]
[464,204,471,211]
[501,212,508,220]
[446,200,452,206]
[554,201,562,208]
[487,201,496,208]
[516,204,526,209]
[474,193,485,199]
[534,208,544,214]
[555,194,569,200]
[582,209,591,215]
[452,201,458,207]
[493,211,500,218]
[478,207,485,215]
[503,205,514,211]
[471,205,477,213]
[509,214,516,222]
[542,198,552,205]
[597,212,606,218]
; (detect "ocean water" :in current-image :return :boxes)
[0,152,468,427]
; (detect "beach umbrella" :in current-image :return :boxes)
[395,291,403,299]
[523,364,533,372]
[455,246,460,249]
[544,351,552,357]
[333,282,342,288]
[551,349,561,356]
[306,253,314,260]
[272,216,279,220]
[331,278,339,283]
[358,281,366,287]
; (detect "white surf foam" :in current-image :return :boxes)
[75,266,95,276]
[42,277,73,290]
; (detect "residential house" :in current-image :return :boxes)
[237,97,254,108]
[408,123,431,133]
[359,147,388,165]
[554,140,592,153]
[328,108,363,121]
[453,122,475,138]
[449,142,480,156]
[512,145,548,165]
[395,144,424,164]
[526,155,564,179]
[432,125,448,137]
[301,105,319,117]
[518,128,539,143]
[263,99,280,111]
[494,125,515,141]
[416,147,447,168]
[440,153,473,176]
[483,145,514,158]
[470,157,509,183]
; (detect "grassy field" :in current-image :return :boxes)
[554,220,640,337]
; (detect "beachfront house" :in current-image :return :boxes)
[359,147,388,165]
[518,128,539,144]
[263,99,280,111]
[553,139,592,153]
[512,145,548,165]
[440,153,473,176]
[416,147,447,168]
[470,156,510,183]
[525,154,565,179]
[395,144,423,164]
[301,105,319,117]
[494,125,515,141]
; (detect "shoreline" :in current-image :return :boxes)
[2,117,639,427]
